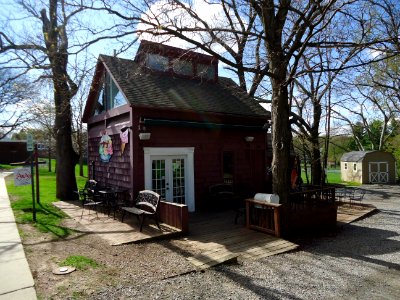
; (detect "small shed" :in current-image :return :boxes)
[340,151,397,184]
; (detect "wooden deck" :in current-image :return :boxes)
[174,212,299,270]
[53,201,181,245]
[53,201,376,271]
[337,203,377,225]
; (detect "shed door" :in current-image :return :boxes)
[369,162,389,183]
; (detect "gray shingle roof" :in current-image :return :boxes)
[341,151,375,162]
[100,55,269,118]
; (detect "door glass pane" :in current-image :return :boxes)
[152,160,166,199]
[172,158,185,204]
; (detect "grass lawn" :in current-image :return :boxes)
[3,161,88,238]
[302,168,361,186]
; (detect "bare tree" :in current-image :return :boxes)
[333,63,400,151]
[93,0,395,203]
[332,0,400,151]
[290,34,364,185]
[27,92,56,172]
[0,70,34,139]
[0,0,124,199]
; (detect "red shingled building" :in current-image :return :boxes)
[83,40,272,214]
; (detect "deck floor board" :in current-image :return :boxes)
[53,201,181,245]
[176,211,299,270]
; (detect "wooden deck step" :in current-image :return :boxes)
[337,204,376,225]
[187,252,239,270]
[184,228,298,270]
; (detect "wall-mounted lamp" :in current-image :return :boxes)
[139,132,151,140]
[245,136,254,142]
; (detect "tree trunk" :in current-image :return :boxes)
[270,62,292,204]
[310,97,323,186]
[54,87,79,199]
[78,122,84,177]
[310,136,322,186]
[40,2,79,200]
[48,135,52,172]
[79,148,84,177]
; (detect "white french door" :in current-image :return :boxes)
[151,156,186,204]
[144,147,195,212]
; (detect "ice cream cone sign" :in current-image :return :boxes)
[99,133,113,162]
[120,129,129,155]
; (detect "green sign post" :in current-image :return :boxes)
[27,134,36,222]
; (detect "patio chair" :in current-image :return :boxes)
[335,188,348,204]
[349,188,366,205]
[78,180,103,218]
[120,190,161,232]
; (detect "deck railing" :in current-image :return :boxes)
[245,186,337,237]
[288,186,336,208]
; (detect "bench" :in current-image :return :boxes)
[120,190,161,232]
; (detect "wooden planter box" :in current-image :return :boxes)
[245,199,282,237]
[159,201,189,234]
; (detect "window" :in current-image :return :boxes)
[353,163,357,171]
[223,151,234,184]
[197,63,215,80]
[146,54,169,71]
[107,75,125,109]
[94,72,126,115]
[344,163,348,170]
[172,59,193,76]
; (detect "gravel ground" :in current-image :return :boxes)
[91,184,400,300]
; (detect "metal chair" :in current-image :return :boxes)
[335,188,348,204]
[78,180,103,218]
[349,188,366,205]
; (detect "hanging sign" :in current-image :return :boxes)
[99,133,113,162]
[14,167,32,186]
[120,129,129,155]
